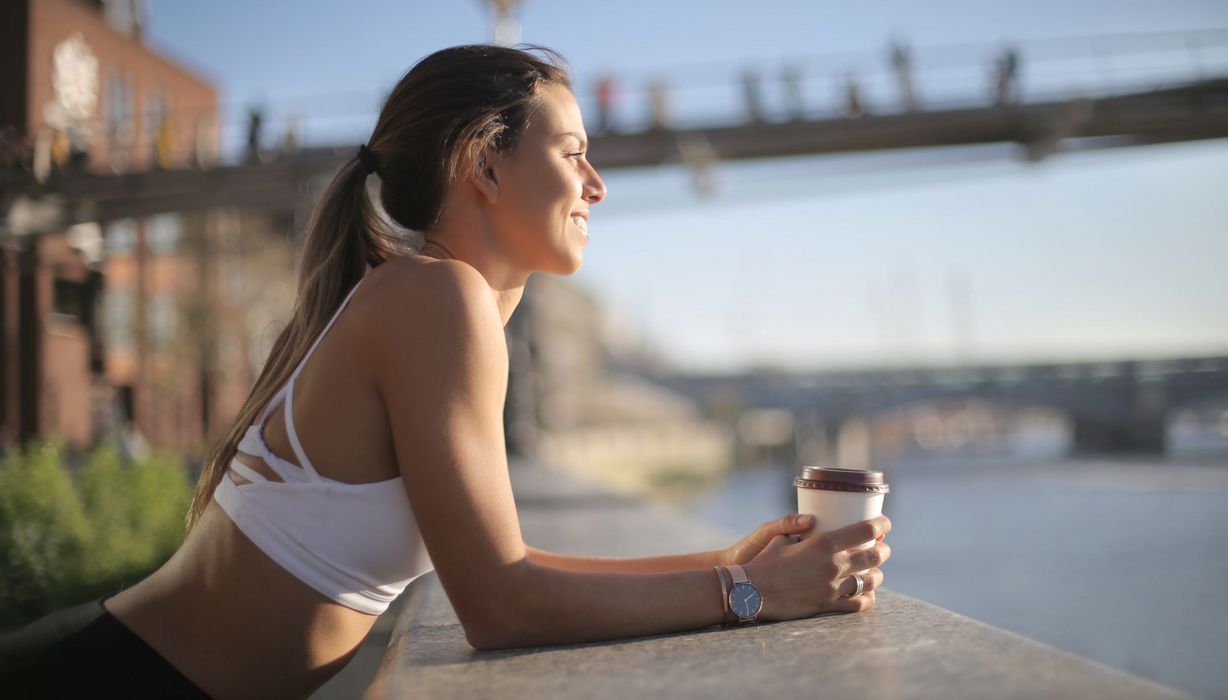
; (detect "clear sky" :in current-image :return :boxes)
[143,1,1228,372]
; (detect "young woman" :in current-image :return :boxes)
[1,44,891,698]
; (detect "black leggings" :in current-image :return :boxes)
[0,595,212,698]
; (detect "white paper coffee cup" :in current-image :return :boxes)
[794,466,890,553]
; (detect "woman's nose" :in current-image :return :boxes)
[584,167,607,204]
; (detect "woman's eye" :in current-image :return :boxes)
[567,151,585,158]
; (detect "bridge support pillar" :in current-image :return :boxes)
[836,417,874,470]
[797,416,875,469]
[1071,374,1169,454]
[795,415,844,467]
[1072,417,1166,454]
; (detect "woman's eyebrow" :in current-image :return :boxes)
[555,131,587,149]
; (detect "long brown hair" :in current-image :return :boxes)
[186,44,572,532]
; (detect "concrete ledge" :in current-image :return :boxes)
[367,462,1187,699]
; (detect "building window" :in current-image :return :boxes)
[103,0,142,38]
[149,294,176,350]
[52,279,86,322]
[146,89,176,165]
[103,70,133,149]
[146,213,181,254]
[105,288,135,350]
[104,218,137,255]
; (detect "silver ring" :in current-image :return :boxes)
[850,573,865,597]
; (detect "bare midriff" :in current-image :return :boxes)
[103,497,382,699]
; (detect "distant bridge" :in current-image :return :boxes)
[656,355,1228,454]
[4,29,1228,236]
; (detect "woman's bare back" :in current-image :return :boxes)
[103,255,459,699]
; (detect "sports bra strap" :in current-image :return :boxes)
[283,382,318,480]
[227,456,269,484]
[252,277,367,483]
[237,423,308,483]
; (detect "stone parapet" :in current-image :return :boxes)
[365,461,1186,699]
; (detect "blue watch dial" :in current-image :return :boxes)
[729,582,763,618]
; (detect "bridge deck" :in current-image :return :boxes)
[4,78,1227,233]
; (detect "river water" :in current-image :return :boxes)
[683,454,1228,699]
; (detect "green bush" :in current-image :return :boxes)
[0,441,192,629]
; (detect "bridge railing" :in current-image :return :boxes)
[574,28,1228,132]
[5,28,1226,178]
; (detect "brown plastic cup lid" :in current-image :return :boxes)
[793,466,890,494]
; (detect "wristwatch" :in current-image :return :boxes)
[724,564,764,623]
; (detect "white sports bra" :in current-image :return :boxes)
[212,275,433,615]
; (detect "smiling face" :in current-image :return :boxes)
[485,83,607,275]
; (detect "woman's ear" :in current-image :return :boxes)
[469,145,500,205]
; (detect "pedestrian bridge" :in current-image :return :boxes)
[5,29,1227,236]
[659,355,1228,454]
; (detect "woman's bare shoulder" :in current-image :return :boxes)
[356,256,506,372]
[361,255,500,329]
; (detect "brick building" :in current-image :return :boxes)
[0,0,219,174]
[0,0,287,455]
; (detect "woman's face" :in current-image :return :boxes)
[488,83,607,275]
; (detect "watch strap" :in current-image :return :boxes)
[727,563,750,585]
[714,566,736,627]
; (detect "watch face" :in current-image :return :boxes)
[729,582,763,619]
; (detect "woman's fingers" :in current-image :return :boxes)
[785,513,816,533]
[840,542,891,575]
[762,514,815,539]
[825,591,876,613]
[762,516,892,619]
[757,514,813,546]
[760,533,791,556]
[822,515,891,552]
[837,568,883,598]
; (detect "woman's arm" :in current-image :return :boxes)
[373,263,732,649]
[525,512,818,574]
[524,545,720,574]
[370,262,877,652]
[502,515,886,650]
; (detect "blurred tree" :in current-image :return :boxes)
[0,442,190,630]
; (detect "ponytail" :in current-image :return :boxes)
[185,44,571,532]
[185,156,399,532]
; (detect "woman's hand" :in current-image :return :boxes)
[743,515,892,619]
[718,514,818,567]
